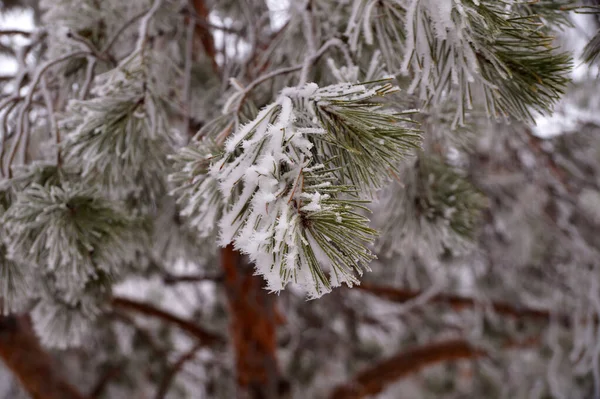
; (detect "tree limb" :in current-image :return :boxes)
[220,245,286,399]
[111,297,224,346]
[329,337,539,399]
[356,283,570,325]
[0,314,88,399]
[0,29,31,37]
[162,272,223,285]
[190,0,218,74]
[154,342,202,399]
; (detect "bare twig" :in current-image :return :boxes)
[40,75,60,166]
[300,1,317,55]
[6,50,90,177]
[79,57,97,100]
[110,311,168,357]
[182,14,195,139]
[299,38,350,85]
[66,30,114,64]
[0,97,18,177]
[154,342,203,399]
[102,10,148,54]
[248,21,290,78]
[0,29,31,37]
[136,0,164,52]
[163,272,223,285]
[112,297,224,346]
[235,35,347,112]
[356,283,570,326]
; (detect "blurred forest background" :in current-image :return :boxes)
[1,1,600,398]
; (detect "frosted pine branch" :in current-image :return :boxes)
[347,0,573,125]
[173,80,421,297]
[375,155,486,259]
[1,182,143,303]
[61,53,174,206]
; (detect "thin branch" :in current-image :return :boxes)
[182,14,195,139]
[356,283,570,325]
[329,337,540,399]
[0,314,87,399]
[79,57,97,100]
[300,1,317,55]
[163,272,223,285]
[111,297,224,346]
[242,64,303,97]
[101,11,147,55]
[0,29,31,37]
[65,30,114,64]
[191,0,219,74]
[154,342,203,399]
[6,50,90,177]
[110,311,168,357]
[40,75,60,166]
[0,97,18,177]
[136,0,164,52]
[226,34,346,127]
[89,365,120,399]
[248,21,290,78]
[240,36,345,107]
[299,38,349,85]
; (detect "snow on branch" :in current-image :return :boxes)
[172,80,422,298]
[375,154,486,259]
[61,52,174,207]
[1,182,143,303]
[347,0,573,126]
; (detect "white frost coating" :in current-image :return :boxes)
[31,296,101,349]
[327,58,360,83]
[1,183,142,303]
[62,52,172,204]
[281,82,319,98]
[172,81,410,298]
[224,102,278,153]
[346,0,514,126]
[210,84,374,298]
[399,0,486,127]
[215,92,324,296]
[426,0,454,40]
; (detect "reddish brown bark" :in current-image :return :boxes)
[356,283,570,325]
[162,272,223,285]
[221,245,284,399]
[0,314,87,399]
[191,0,218,74]
[329,337,539,399]
[112,297,224,346]
[329,339,485,399]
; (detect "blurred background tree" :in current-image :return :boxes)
[0,1,599,398]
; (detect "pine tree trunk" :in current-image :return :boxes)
[220,245,286,399]
[0,314,87,399]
